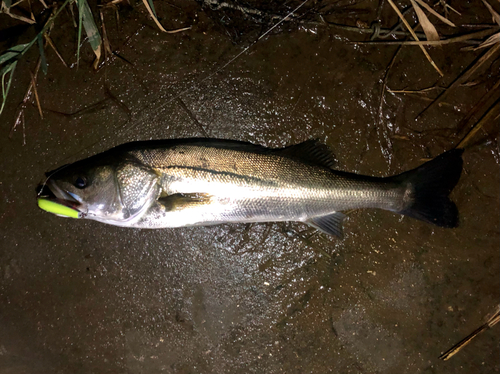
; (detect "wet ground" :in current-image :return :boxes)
[1,0,499,373]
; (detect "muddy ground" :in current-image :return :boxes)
[0,0,499,373]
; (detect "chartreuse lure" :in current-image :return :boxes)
[37,198,81,219]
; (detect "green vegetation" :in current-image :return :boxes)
[0,0,168,117]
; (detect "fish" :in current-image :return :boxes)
[37,139,463,237]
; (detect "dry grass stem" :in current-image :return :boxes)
[141,0,191,33]
[387,0,443,76]
[360,28,498,45]
[29,70,43,119]
[68,1,78,28]
[10,0,26,7]
[21,111,26,145]
[9,58,42,143]
[442,2,461,16]
[1,8,36,24]
[338,22,428,38]
[100,10,113,59]
[410,0,440,41]
[416,43,500,120]
[163,26,192,34]
[456,100,499,149]
[471,32,500,50]
[486,306,500,327]
[388,86,445,94]
[391,134,411,140]
[414,0,456,27]
[10,104,26,145]
[44,34,68,67]
[456,80,500,134]
[440,305,500,360]
[481,0,500,25]
[142,0,166,34]
[464,1,500,51]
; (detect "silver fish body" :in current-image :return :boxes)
[39,139,463,237]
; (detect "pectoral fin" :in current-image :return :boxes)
[306,212,346,238]
[158,193,213,211]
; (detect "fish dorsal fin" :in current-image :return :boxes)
[306,212,345,238]
[276,140,337,169]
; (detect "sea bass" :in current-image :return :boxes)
[37,139,463,237]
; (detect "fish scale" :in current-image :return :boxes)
[131,145,404,224]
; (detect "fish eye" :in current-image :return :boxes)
[74,177,87,189]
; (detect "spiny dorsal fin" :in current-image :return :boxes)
[276,140,337,169]
[306,212,346,238]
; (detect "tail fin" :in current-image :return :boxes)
[393,149,463,228]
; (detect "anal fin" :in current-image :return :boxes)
[306,212,346,238]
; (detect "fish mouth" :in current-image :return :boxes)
[36,180,84,215]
